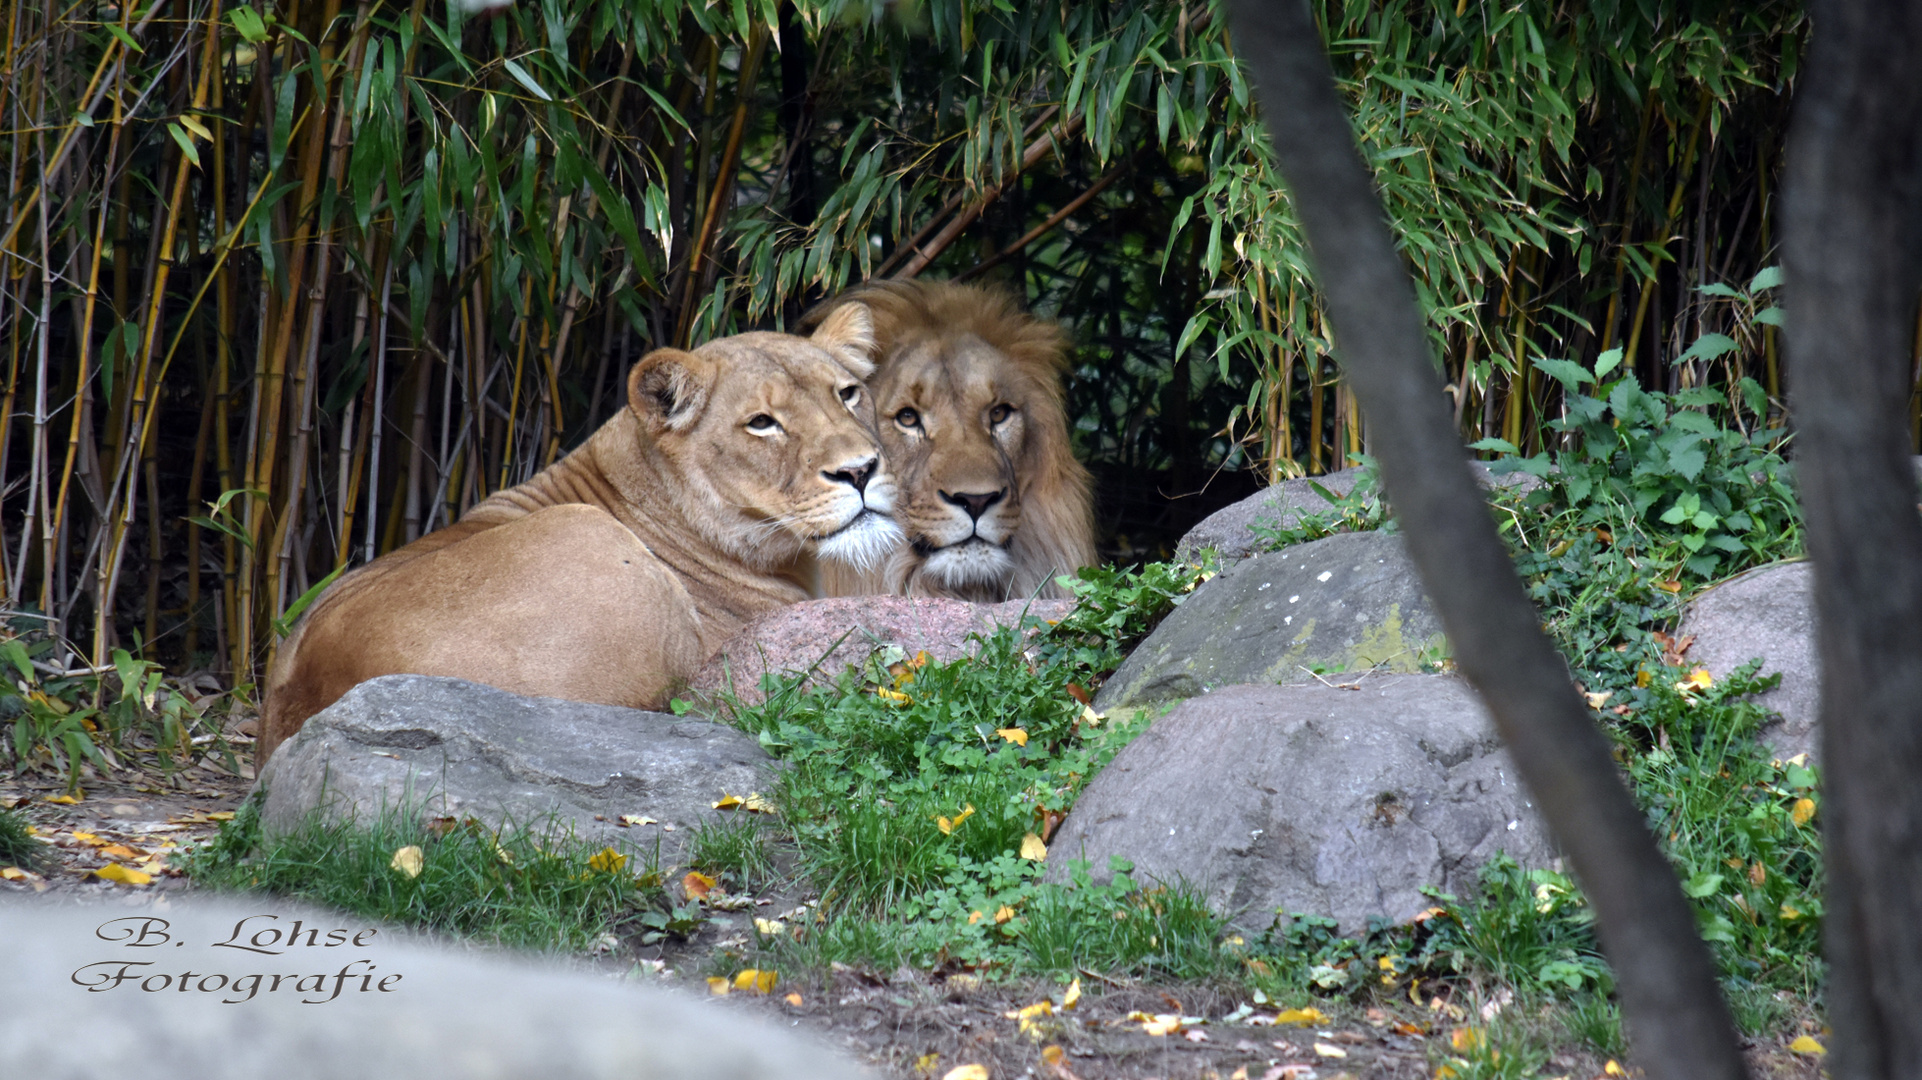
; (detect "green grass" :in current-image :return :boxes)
[686,817,778,893]
[185,796,681,952]
[0,805,45,870]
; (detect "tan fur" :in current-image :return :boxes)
[807,281,1096,602]
[259,308,896,763]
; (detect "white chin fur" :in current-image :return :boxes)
[922,541,1015,590]
[818,512,905,572]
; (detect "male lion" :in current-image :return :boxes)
[258,305,900,763]
[808,281,1096,602]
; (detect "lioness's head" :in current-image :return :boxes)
[626,303,902,570]
[808,282,1096,601]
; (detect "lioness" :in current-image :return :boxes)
[808,281,1096,602]
[258,305,900,763]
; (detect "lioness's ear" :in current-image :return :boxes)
[628,348,714,432]
[810,302,876,378]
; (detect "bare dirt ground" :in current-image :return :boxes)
[2,758,1828,1080]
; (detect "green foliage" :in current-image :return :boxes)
[0,806,45,871]
[1418,857,1609,996]
[1040,560,1214,672]
[1248,466,1391,552]
[0,616,243,787]
[1615,664,1823,991]
[184,797,685,953]
[686,817,778,893]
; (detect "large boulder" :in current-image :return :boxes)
[1096,530,1446,712]
[688,596,1073,708]
[1048,677,1553,934]
[0,898,860,1080]
[1674,560,1818,760]
[1176,463,1537,565]
[254,675,775,863]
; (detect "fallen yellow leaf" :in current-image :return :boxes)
[44,793,81,805]
[915,1052,941,1074]
[940,1066,988,1080]
[0,867,25,880]
[206,811,235,821]
[94,864,152,885]
[1788,1035,1826,1056]
[389,845,424,878]
[712,794,743,810]
[1274,1006,1328,1026]
[682,870,717,898]
[875,687,911,704]
[1312,1043,1347,1058]
[733,968,777,994]
[1061,978,1081,1010]
[754,917,787,936]
[707,976,731,996]
[1019,833,1048,861]
[993,905,1016,924]
[784,992,804,1006]
[996,727,1029,746]
[1041,1046,1065,1066]
[619,814,657,827]
[98,844,142,859]
[967,910,985,925]
[586,847,627,874]
[936,804,976,835]
[1780,902,1803,920]
[1604,1060,1627,1077]
[1450,1027,1483,1052]
[1584,690,1613,709]
[1791,797,1817,826]
[1078,704,1103,727]
[1140,1014,1183,1036]
[741,792,776,814]
[1006,1001,1053,1021]
[69,831,102,844]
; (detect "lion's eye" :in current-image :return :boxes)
[988,404,1015,426]
[894,408,922,430]
[839,385,862,408]
[746,414,782,434]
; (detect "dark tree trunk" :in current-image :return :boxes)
[1782,2,1922,1077]
[1221,2,1748,1077]
[777,1,815,228]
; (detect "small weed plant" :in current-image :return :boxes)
[0,804,45,870]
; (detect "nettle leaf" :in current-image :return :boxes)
[1532,356,1592,390]
[1668,444,1709,482]
[1748,265,1784,292]
[1678,333,1739,364]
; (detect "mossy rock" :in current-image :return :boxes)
[1095,531,1447,712]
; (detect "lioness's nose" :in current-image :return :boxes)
[941,488,1006,522]
[827,457,877,494]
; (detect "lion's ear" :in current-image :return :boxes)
[628,348,714,432]
[810,302,876,378]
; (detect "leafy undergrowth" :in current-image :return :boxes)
[184,796,682,953]
[0,610,251,790]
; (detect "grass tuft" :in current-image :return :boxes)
[185,796,681,952]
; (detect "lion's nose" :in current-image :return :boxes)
[827,457,877,494]
[941,488,1006,522]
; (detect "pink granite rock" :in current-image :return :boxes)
[687,596,1074,707]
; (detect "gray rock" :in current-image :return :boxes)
[688,596,1072,708]
[1675,560,1818,760]
[1096,531,1447,712]
[254,675,775,864]
[1047,677,1552,934]
[0,897,861,1080]
[1177,462,1537,565]
[1175,467,1369,565]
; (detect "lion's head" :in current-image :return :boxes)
[623,302,903,572]
[806,281,1096,601]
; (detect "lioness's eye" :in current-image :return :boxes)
[895,408,922,430]
[839,385,862,408]
[988,404,1015,426]
[746,414,781,433]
